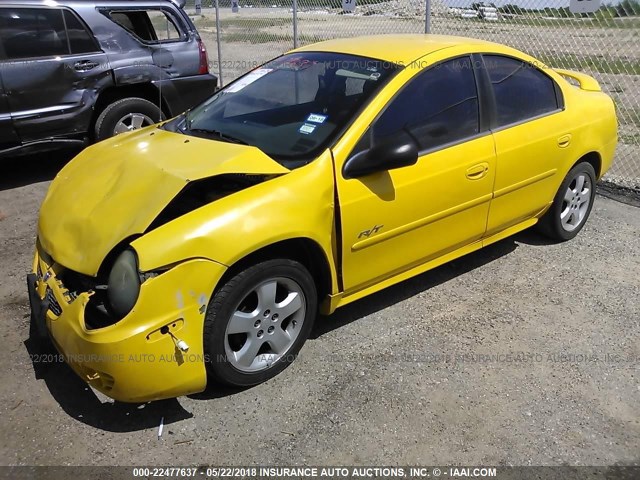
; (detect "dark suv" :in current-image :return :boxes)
[0,0,217,157]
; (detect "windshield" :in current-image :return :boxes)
[180,52,400,165]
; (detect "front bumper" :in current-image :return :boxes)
[28,247,226,402]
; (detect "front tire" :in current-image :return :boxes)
[538,162,596,241]
[204,259,317,387]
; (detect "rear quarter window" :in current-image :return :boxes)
[106,9,185,43]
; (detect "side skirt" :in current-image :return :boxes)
[323,216,539,315]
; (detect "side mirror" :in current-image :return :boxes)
[343,135,419,179]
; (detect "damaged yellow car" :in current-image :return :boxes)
[28,35,617,402]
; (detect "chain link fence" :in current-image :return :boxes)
[186,0,640,187]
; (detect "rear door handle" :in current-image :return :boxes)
[74,60,100,72]
[558,134,572,148]
[466,163,489,180]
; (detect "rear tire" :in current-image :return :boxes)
[204,259,317,387]
[95,97,163,140]
[538,162,596,241]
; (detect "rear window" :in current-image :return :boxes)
[0,7,98,60]
[106,9,184,43]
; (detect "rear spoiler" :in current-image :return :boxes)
[554,68,601,92]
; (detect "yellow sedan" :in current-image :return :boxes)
[28,35,617,402]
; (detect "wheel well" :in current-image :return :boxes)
[575,152,602,179]
[217,239,333,304]
[91,84,171,137]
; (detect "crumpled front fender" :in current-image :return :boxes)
[131,150,338,290]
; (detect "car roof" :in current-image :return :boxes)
[293,34,500,64]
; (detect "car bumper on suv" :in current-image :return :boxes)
[27,244,226,403]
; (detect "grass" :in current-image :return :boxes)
[194,16,327,29]
[194,14,328,43]
[500,15,640,29]
[194,15,331,34]
[219,17,292,28]
[221,32,325,43]
[620,133,640,144]
[618,108,640,129]
[537,53,640,75]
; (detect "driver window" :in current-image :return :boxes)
[373,56,480,152]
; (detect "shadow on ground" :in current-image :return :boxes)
[310,236,522,340]
[0,147,79,191]
[24,336,193,433]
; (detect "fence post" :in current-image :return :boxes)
[424,0,431,34]
[214,0,223,86]
[293,0,299,49]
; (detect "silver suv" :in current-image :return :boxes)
[0,0,217,157]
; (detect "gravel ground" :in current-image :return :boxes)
[0,149,638,468]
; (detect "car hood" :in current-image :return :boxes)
[38,127,290,276]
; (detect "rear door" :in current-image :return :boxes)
[0,6,110,142]
[481,54,569,236]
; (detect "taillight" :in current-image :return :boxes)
[198,39,209,75]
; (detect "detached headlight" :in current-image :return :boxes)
[107,250,141,319]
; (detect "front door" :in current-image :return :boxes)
[334,57,497,294]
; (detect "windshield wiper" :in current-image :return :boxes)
[186,127,248,145]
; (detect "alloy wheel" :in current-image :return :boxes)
[224,277,306,372]
[113,113,154,135]
[560,172,592,232]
